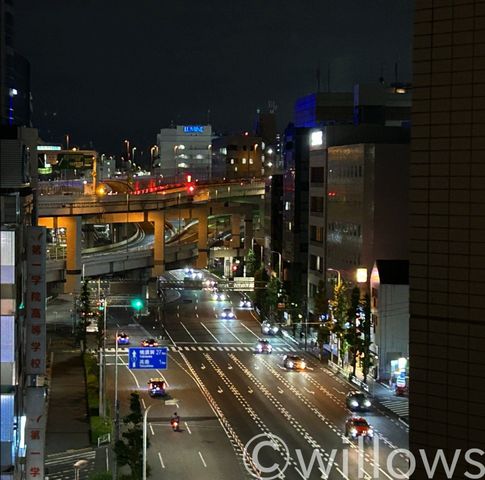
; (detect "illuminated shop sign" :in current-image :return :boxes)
[37,145,61,151]
[183,125,204,133]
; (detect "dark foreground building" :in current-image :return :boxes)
[410,1,485,478]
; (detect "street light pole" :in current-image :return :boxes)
[99,298,108,417]
[142,404,153,480]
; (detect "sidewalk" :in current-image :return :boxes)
[45,297,109,477]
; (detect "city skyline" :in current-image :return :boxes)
[14,0,413,154]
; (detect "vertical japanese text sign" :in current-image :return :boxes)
[25,226,46,376]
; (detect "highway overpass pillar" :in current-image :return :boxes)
[60,216,82,294]
[148,211,165,277]
[244,216,253,251]
[196,207,209,269]
[231,214,241,249]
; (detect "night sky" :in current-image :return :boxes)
[15,0,413,160]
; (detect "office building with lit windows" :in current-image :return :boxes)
[155,125,213,180]
[307,125,409,312]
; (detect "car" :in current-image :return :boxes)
[345,417,374,439]
[191,271,203,280]
[147,378,166,397]
[254,339,272,354]
[220,308,236,319]
[184,267,194,275]
[283,354,306,370]
[239,298,252,309]
[117,332,130,345]
[346,391,372,411]
[141,338,159,347]
[212,291,227,301]
[261,321,279,335]
[205,279,217,289]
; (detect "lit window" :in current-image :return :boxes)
[288,222,292,231]
[230,159,235,165]
[249,158,254,164]
[235,166,238,172]
[242,158,247,164]
[310,130,323,146]
[285,202,290,211]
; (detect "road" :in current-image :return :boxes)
[103,269,410,480]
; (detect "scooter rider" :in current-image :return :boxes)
[170,412,180,430]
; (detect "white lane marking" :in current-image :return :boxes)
[333,387,346,395]
[195,305,198,310]
[198,451,207,468]
[303,387,315,395]
[277,387,284,394]
[158,452,165,469]
[180,321,197,342]
[177,312,180,318]
[149,423,155,436]
[141,398,146,409]
[240,322,260,339]
[222,324,243,343]
[185,421,192,435]
[196,313,199,318]
[118,356,141,388]
[156,369,169,387]
[217,386,223,393]
[200,322,220,343]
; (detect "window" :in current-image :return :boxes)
[285,202,290,211]
[230,158,235,165]
[310,196,324,214]
[249,158,254,164]
[242,158,247,164]
[311,167,324,183]
[228,145,238,151]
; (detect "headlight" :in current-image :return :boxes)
[272,327,278,333]
[368,428,374,437]
[351,400,359,407]
[351,428,358,436]
[300,362,306,369]
[364,400,371,407]
[257,346,262,351]
[239,301,244,306]
[288,361,294,368]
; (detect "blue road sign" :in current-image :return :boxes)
[128,347,168,370]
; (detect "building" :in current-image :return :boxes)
[307,124,410,311]
[1,125,46,479]
[98,154,116,180]
[295,84,411,129]
[155,125,213,180]
[211,133,263,180]
[370,260,409,383]
[282,124,311,303]
[0,0,32,127]
[409,2,485,476]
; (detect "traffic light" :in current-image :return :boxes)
[131,298,144,311]
[185,174,195,195]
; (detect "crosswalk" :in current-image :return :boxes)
[105,344,296,354]
[380,397,409,418]
[45,448,96,480]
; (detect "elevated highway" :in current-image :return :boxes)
[40,179,263,292]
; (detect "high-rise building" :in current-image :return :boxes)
[410,2,485,477]
[155,125,213,180]
[0,0,32,127]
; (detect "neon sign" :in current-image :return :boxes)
[183,125,204,133]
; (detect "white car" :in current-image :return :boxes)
[239,299,252,309]
[220,308,236,319]
[261,321,279,335]
[212,291,227,301]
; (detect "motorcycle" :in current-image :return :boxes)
[170,418,180,431]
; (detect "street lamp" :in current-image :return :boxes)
[327,268,342,287]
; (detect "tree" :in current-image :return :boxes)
[328,282,350,366]
[114,393,150,479]
[263,276,281,319]
[345,287,363,377]
[245,249,258,276]
[78,279,91,349]
[360,293,373,383]
[253,266,269,314]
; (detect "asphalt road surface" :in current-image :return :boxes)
[103,269,410,480]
